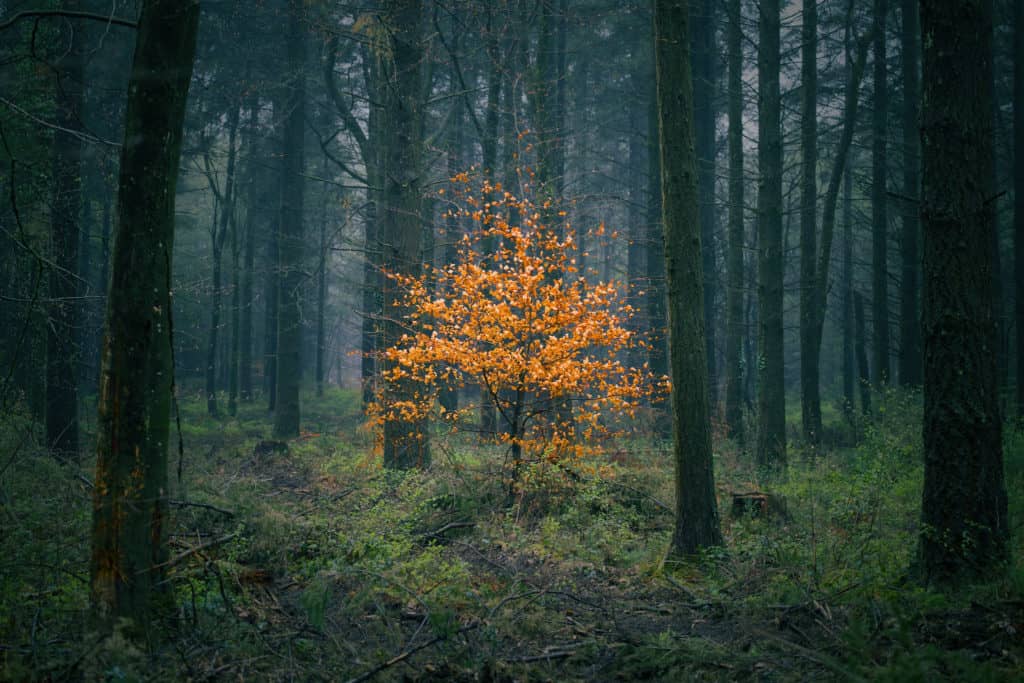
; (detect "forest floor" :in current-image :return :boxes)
[2,388,1024,681]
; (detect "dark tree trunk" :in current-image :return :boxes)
[627,95,646,377]
[724,0,744,444]
[798,0,820,446]
[899,0,921,387]
[272,0,307,439]
[239,98,259,402]
[1017,0,1024,415]
[381,0,428,469]
[205,102,240,418]
[693,0,718,407]
[90,0,198,634]
[228,194,240,416]
[647,93,670,438]
[316,155,329,399]
[756,0,786,473]
[872,0,890,385]
[46,12,84,460]
[655,0,723,558]
[919,0,1008,585]
[854,291,872,415]
[843,160,856,414]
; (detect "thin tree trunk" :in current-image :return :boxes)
[316,154,329,399]
[899,0,921,387]
[724,0,744,444]
[272,0,307,439]
[46,11,83,460]
[918,0,1008,585]
[1017,0,1024,415]
[240,98,258,402]
[647,93,670,438]
[90,0,198,633]
[228,195,240,416]
[872,0,890,385]
[206,102,240,418]
[756,0,786,473]
[655,0,723,558]
[799,0,820,446]
[693,0,718,407]
[842,159,855,414]
[854,291,872,415]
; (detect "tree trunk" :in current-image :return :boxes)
[872,0,890,385]
[655,0,723,558]
[854,291,872,415]
[228,193,240,416]
[799,0,820,446]
[627,95,646,378]
[205,102,240,418]
[381,0,429,469]
[647,93,670,438]
[272,0,307,439]
[693,0,718,407]
[239,98,259,402]
[90,0,198,634]
[756,0,786,473]
[724,0,744,444]
[842,159,856,414]
[46,11,83,460]
[918,0,1008,585]
[1017,0,1024,415]
[316,154,329,399]
[899,0,921,387]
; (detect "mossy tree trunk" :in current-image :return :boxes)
[89,0,198,635]
[919,0,1009,585]
[872,0,890,385]
[654,0,723,558]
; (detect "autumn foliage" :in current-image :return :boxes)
[372,174,663,472]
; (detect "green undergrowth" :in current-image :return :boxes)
[1,387,1022,680]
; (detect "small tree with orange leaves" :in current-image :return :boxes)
[373,175,661,479]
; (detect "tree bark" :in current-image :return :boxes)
[90,0,198,634]
[654,0,723,558]
[919,0,1008,585]
[756,0,786,473]
[898,0,921,387]
[239,97,259,402]
[647,93,670,438]
[724,0,744,444]
[46,9,83,460]
[854,291,872,415]
[381,0,429,469]
[205,101,240,418]
[872,0,890,385]
[693,0,718,407]
[798,0,820,446]
[272,0,307,439]
[1017,0,1024,415]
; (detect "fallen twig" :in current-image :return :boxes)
[344,621,481,683]
[144,533,237,574]
[169,499,235,517]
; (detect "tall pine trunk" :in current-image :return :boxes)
[381,0,428,469]
[898,0,921,387]
[46,11,83,460]
[798,0,820,446]
[872,0,890,385]
[272,0,307,439]
[918,0,1008,585]
[655,0,723,558]
[724,0,745,443]
[90,0,198,633]
[756,0,786,473]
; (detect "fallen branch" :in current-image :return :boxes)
[504,649,577,663]
[144,533,237,574]
[344,621,480,683]
[169,499,235,517]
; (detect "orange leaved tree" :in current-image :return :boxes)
[373,175,661,476]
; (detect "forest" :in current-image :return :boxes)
[0,0,1022,680]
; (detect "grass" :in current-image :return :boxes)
[0,385,1022,680]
